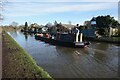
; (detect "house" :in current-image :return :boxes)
[81,18,97,38]
[29,23,39,32]
[62,24,75,30]
[109,27,119,36]
[48,23,71,34]
[90,17,97,28]
[41,27,48,33]
[56,24,69,33]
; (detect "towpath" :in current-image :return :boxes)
[0,27,2,79]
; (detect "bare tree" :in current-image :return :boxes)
[0,14,3,21]
[0,0,8,22]
[68,21,72,25]
[54,20,57,26]
[0,1,4,21]
[45,22,53,27]
[10,21,19,27]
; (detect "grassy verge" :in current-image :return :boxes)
[109,37,120,41]
[84,36,120,44]
[97,37,120,41]
[94,37,120,44]
[2,31,53,79]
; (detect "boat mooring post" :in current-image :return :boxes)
[76,33,79,42]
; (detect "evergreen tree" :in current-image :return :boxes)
[24,22,28,31]
[95,15,119,28]
[54,20,58,26]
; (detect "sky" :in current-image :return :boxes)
[0,0,119,26]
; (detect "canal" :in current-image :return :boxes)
[8,31,119,78]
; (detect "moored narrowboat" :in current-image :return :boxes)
[35,31,90,48]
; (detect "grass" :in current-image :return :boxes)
[2,31,53,79]
[97,36,120,42]
[110,37,120,41]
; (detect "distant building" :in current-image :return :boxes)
[48,23,74,34]
[48,26,57,34]
[56,24,69,33]
[31,23,39,28]
[80,18,97,38]
[109,27,119,36]
[41,27,48,33]
[62,24,75,30]
[27,23,40,33]
[84,21,91,29]
[90,17,97,28]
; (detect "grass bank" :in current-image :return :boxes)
[2,26,20,32]
[2,31,53,79]
[94,37,120,44]
[84,36,120,44]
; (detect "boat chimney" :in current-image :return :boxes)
[76,33,79,42]
[75,28,80,42]
[80,33,83,42]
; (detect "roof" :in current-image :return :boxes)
[91,17,96,21]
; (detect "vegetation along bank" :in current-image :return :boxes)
[2,31,53,79]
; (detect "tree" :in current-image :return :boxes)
[45,22,52,27]
[24,22,28,31]
[95,15,119,28]
[25,22,28,27]
[0,14,4,21]
[68,21,72,25]
[59,22,62,25]
[78,25,84,32]
[97,28,105,35]
[10,21,18,27]
[54,20,58,26]
[84,21,91,29]
[0,0,8,22]
[93,15,120,36]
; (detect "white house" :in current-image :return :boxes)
[109,27,119,36]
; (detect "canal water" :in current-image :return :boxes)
[8,31,119,78]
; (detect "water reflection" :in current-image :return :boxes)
[8,31,119,78]
[23,32,35,41]
[8,31,18,38]
[29,33,34,37]
[23,32,28,41]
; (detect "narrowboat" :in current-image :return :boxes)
[35,31,90,48]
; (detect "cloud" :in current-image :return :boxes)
[43,3,117,13]
[1,2,118,25]
[4,2,117,17]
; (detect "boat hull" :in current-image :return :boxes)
[35,35,89,48]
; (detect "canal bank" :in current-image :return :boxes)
[84,37,120,44]
[2,31,52,79]
[0,27,2,80]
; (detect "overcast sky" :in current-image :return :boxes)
[1,0,119,25]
